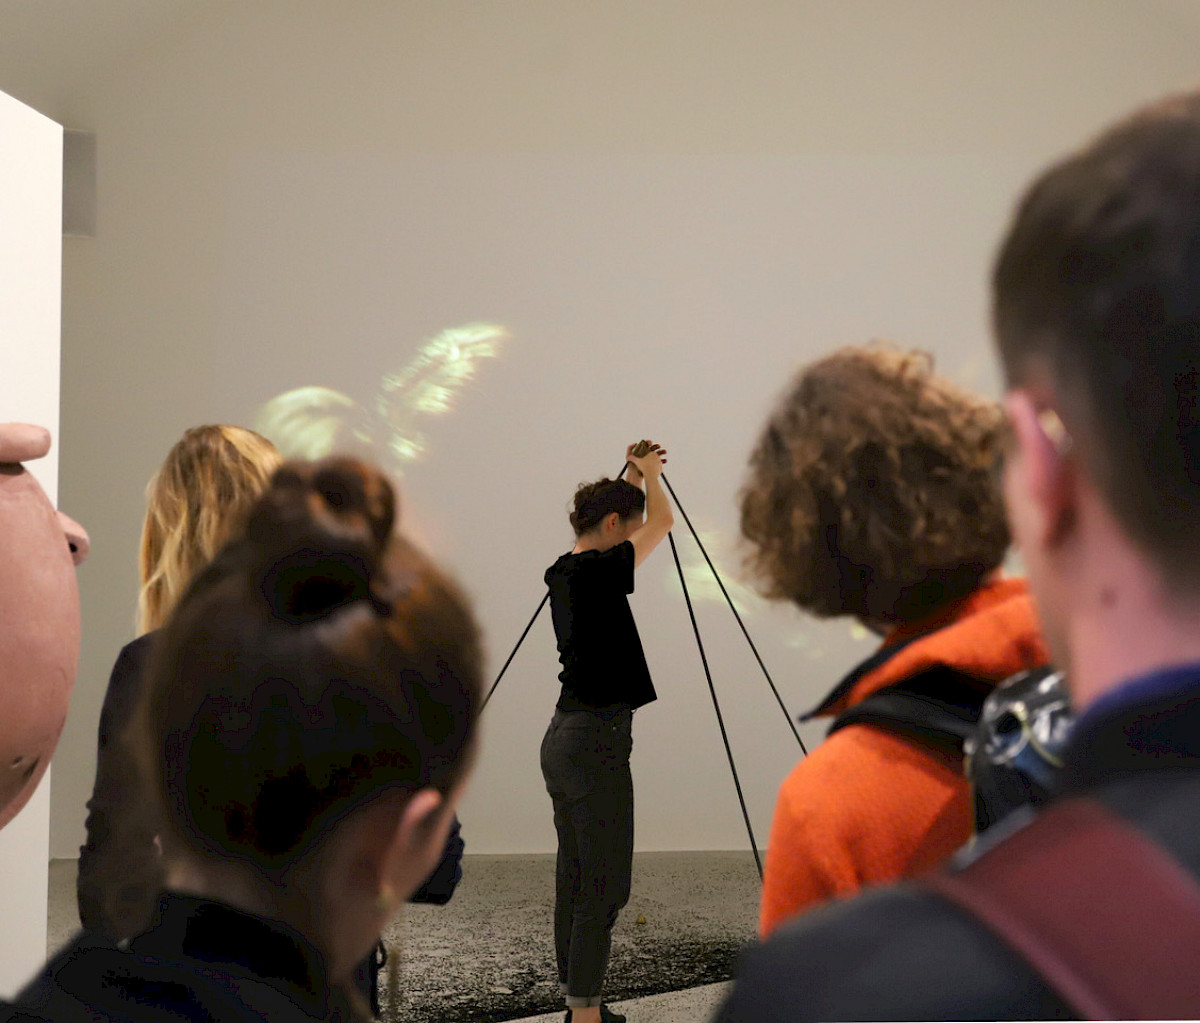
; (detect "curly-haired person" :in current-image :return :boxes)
[741,344,1050,937]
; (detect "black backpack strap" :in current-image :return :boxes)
[921,798,1200,1020]
[829,665,991,756]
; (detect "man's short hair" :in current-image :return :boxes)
[740,343,1009,624]
[993,90,1200,590]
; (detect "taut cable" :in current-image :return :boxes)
[482,460,803,878]
[481,591,550,712]
[667,529,764,879]
[659,472,807,755]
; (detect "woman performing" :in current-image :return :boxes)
[540,441,674,1023]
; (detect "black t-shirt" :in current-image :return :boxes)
[544,540,656,712]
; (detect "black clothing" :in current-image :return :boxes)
[409,815,465,904]
[542,540,652,1009]
[545,541,655,712]
[541,708,635,1006]
[714,663,1200,1022]
[351,816,466,1014]
[80,635,465,931]
[8,893,358,1022]
[77,632,467,1018]
[77,632,162,940]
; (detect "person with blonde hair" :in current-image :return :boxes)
[136,424,282,635]
[740,344,1050,937]
[17,456,482,1022]
[77,425,282,941]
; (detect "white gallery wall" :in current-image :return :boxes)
[0,1,1198,861]
[0,88,62,994]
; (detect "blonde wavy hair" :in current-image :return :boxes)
[740,344,1010,626]
[137,426,282,634]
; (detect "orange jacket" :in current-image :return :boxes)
[759,577,1050,937]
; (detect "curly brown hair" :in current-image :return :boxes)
[740,344,1010,625]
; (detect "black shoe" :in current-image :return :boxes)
[564,1006,626,1023]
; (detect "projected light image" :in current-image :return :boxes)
[665,526,763,613]
[254,322,510,472]
[665,526,872,659]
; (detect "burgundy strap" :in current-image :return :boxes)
[922,798,1200,1020]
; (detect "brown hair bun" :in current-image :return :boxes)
[247,457,398,624]
[137,456,482,874]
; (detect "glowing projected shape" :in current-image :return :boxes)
[255,323,511,473]
[664,525,874,660]
[664,526,766,613]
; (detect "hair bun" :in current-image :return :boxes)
[248,457,398,623]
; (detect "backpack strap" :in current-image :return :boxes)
[920,797,1200,1020]
[829,665,991,756]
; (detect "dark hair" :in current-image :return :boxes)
[136,456,482,873]
[569,478,645,536]
[994,89,1200,590]
[740,344,1009,624]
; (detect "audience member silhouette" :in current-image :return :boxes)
[717,86,1200,1021]
[14,456,481,1022]
[78,425,282,941]
[740,344,1049,936]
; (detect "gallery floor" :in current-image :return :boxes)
[48,851,761,1023]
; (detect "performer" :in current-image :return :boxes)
[540,441,674,1023]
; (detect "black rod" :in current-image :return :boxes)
[660,472,807,756]
[668,530,763,880]
[481,591,549,711]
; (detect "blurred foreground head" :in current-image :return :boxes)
[740,344,1008,627]
[0,423,89,831]
[135,456,482,975]
[994,89,1200,681]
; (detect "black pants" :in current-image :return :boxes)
[540,708,634,1008]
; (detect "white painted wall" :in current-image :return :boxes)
[0,2,1196,861]
[0,88,62,996]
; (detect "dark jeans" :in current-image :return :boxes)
[540,707,634,1008]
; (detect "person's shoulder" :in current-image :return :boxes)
[8,934,130,1022]
[11,933,324,1023]
[593,540,635,570]
[776,719,961,816]
[545,553,574,582]
[719,884,1070,1022]
[112,631,156,675]
[99,632,158,722]
[548,544,631,577]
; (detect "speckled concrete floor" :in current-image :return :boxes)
[49,852,760,1023]
[503,982,733,1023]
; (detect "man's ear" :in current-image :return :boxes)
[1004,389,1077,548]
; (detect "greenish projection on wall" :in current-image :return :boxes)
[255,322,511,473]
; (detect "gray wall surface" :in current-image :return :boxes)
[0,1,1198,859]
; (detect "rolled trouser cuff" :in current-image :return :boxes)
[565,994,603,1008]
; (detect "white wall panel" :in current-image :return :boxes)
[0,87,63,996]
